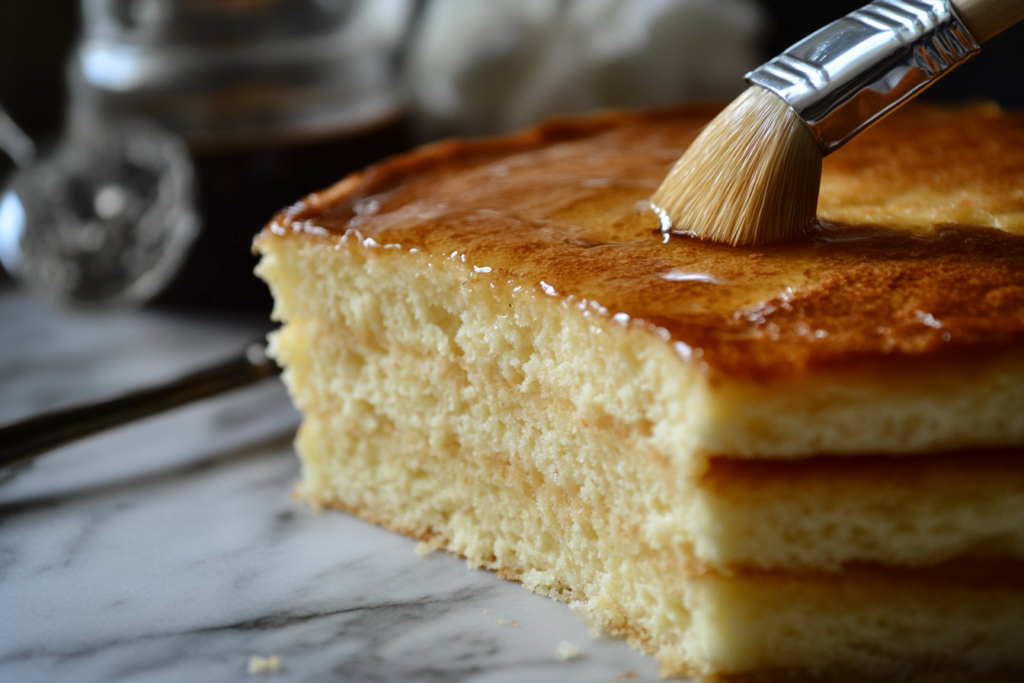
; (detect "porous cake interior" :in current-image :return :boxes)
[256,104,1024,680]
[260,239,705,664]
[258,234,1024,680]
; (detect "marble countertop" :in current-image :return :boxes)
[0,289,663,683]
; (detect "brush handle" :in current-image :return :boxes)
[951,0,1024,42]
[744,0,1021,154]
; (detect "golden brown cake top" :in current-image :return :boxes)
[265,103,1024,382]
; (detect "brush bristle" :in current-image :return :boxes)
[651,87,822,247]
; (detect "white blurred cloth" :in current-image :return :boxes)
[407,0,767,139]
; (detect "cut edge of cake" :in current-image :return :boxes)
[255,231,1024,680]
[253,103,1024,681]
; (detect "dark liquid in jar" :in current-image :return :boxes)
[153,114,414,312]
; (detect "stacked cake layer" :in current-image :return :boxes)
[256,103,1024,681]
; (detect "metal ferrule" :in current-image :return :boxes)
[745,0,979,154]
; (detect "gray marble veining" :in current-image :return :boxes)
[0,291,664,682]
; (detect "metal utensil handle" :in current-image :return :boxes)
[0,342,280,470]
[746,0,980,153]
[0,102,37,168]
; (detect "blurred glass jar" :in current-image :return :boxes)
[69,0,416,310]
[0,113,199,308]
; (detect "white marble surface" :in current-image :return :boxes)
[0,290,663,683]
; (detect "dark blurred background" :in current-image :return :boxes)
[5,0,1019,151]
[1,0,1022,309]
[0,0,79,161]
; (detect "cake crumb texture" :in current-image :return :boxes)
[247,655,281,675]
[555,640,581,660]
[255,103,1024,681]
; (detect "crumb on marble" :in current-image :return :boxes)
[248,655,282,675]
[415,541,436,556]
[291,484,323,513]
[554,640,581,661]
[497,618,505,624]
[510,620,519,626]
[616,671,638,680]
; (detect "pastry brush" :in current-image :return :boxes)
[651,0,1024,246]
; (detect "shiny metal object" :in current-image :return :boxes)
[0,341,280,470]
[0,104,37,169]
[746,0,979,153]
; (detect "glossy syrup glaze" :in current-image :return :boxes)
[266,104,1024,381]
